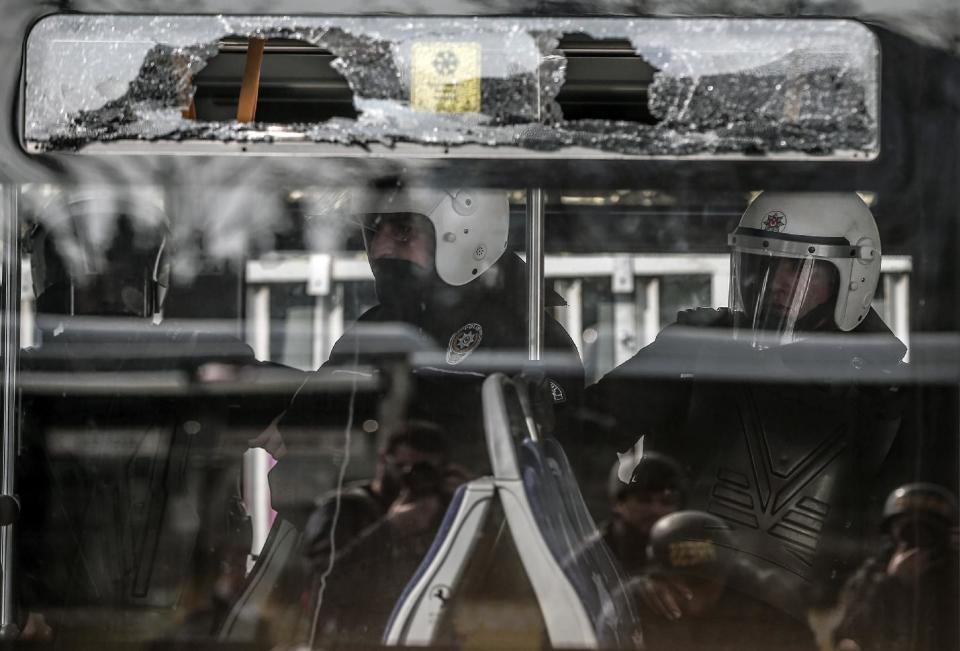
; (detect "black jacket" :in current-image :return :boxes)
[273,255,585,526]
[585,308,909,616]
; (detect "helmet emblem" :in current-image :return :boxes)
[668,540,717,567]
[761,210,787,232]
[446,322,483,365]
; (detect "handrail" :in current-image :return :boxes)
[0,187,20,638]
[237,37,266,123]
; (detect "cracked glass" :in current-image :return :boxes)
[25,16,878,157]
[3,8,958,651]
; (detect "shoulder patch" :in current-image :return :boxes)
[548,379,566,403]
[446,322,483,365]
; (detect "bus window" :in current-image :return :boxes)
[1,6,957,651]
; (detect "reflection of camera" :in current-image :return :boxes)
[401,461,442,498]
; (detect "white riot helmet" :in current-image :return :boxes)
[354,186,510,286]
[727,192,880,345]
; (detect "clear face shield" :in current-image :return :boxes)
[728,231,843,348]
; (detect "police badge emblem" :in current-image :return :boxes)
[446,322,483,365]
[761,210,787,233]
[548,379,566,403]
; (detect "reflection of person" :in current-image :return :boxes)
[17,194,286,641]
[586,193,909,618]
[623,511,815,651]
[304,423,460,575]
[603,452,685,576]
[835,484,959,651]
[303,423,469,643]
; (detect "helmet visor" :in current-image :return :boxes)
[359,212,436,274]
[730,251,839,347]
[358,212,433,248]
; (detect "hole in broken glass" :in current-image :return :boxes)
[22,16,879,157]
[191,37,359,123]
[555,35,660,125]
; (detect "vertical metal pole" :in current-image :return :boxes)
[886,272,910,363]
[242,448,272,562]
[711,257,731,309]
[558,279,583,358]
[244,286,273,563]
[18,261,33,351]
[637,278,661,351]
[0,186,20,638]
[612,255,637,366]
[248,286,271,363]
[329,284,345,357]
[308,253,332,370]
[527,189,545,362]
[312,296,327,370]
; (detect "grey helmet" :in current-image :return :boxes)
[882,483,958,531]
[647,510,736,581]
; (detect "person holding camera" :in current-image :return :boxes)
[834,484,959,651]
[301,422,469,643]
[304,422,461,569]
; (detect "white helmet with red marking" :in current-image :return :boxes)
[727,192,881,342]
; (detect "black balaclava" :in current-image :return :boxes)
[369,258,435,326]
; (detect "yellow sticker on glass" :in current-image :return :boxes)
[411,42,481,113]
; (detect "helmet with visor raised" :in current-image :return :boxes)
[352,182,510,287]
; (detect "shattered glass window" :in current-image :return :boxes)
[24,16,879,157]
[2,7,959,651]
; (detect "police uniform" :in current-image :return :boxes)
[260,186,584,645]
[586,306,907,617]
[259,252,584,646]
[586,192,912,617]
[272,252,585,528]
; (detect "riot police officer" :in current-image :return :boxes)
[263,181,584,525]
[586,192,909,620]
[247,181,584,646]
